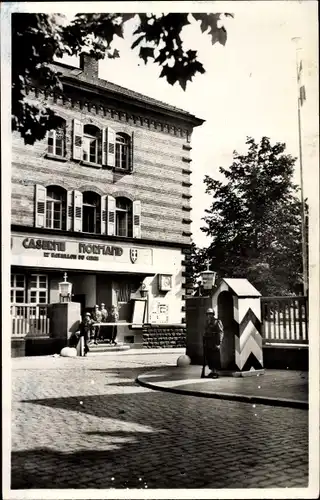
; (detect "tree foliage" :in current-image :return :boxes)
[184,242,208,289]
[198,137,306,296]
[12,12,232,144]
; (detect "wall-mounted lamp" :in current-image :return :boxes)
[140,283,148,298]
[59,272,73,302]
[200,261,216,291]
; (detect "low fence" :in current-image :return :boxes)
[10,296,308,344]
[11,304,50,337]
[261,296,308,344]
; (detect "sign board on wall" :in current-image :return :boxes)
[11,235,153,267]
[131,299,147,327]
[158,274,172,291]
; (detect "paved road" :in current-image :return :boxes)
[11,353,308,490]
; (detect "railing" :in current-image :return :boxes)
[11,303,50,337]
[261,296,308,344]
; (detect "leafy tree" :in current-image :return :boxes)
[184,242,208,289]
[199,137,307,296]
[12,12,232,144]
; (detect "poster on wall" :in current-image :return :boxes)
[158,304,169,323]
[150,302,169,324]
[131,299,147,328]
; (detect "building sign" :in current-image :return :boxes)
[11,235,152,267]
[21,238,124,261]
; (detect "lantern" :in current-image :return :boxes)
[59,272,73,302]
[200,262,216,291]
[140,283,148,298]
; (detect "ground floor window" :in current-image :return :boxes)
[11,274,26,303]
[10,273,48,304]
[28,275,48,304]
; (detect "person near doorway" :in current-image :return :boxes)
[101,303,108,322]
[108,305,119,345]
[100,303,108,341]
[81,312,93,356]
[202,308,224,378]
[92,305,103,344]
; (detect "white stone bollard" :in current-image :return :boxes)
[177,354,191,367]
[60,347,77,357]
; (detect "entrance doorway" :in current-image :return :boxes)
[217,291,236,369]
[73,294,86,317]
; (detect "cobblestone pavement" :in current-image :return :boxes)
[11,353,309,490]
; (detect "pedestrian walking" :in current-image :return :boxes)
[92,305,103,344]
[81,312,93,356]
[201,308,224,378]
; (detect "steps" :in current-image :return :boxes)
[87,342,131,356]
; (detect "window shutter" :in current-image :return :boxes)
[107,195,116,236]
[47,130,54,155]
[129,132,134,172]
[72,119,83,160]
[67,190,73,231]
[106,127,116,167]
[100,195,107,234]
[102,128,107,166]
[73,190,83,232]
[97,129,103,165]
[132,200,141,238]
[35,185,46,228]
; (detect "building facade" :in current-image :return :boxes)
[11,54,203,348]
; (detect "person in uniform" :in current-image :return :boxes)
[108,305,119,345]
[92,305,103,344]
[101,303,108,322]
[81,312,93,356]
[100,303,108,341]
[202,308,224,378]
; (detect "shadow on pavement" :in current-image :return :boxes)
[88,366,166,378]
[106,381,140,388]
[13,390,309,489]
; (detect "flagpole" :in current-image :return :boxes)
[292,37,308,295]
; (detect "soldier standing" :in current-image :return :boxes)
[81,312,93,356]
[92,305,103,344]
[100,303,108,322]
[109,305,119,345]
[100,303,108,341]
[202,308,224,378]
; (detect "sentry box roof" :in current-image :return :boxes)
[222,278,261,298]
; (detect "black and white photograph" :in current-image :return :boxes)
[1,1,319,498]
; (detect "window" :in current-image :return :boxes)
[83,125,101,164]
[115,197,132,237]
[11,274,48,304]
[83,191,101,233]
[28,274,48,304]
[115,133,130,170]
[45,186,66,230]
[48,123,66,157]
[11,274,26,303]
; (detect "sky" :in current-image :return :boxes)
[5,1,319,248]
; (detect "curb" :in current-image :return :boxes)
[136,375,309,410]
[11,348,185,362]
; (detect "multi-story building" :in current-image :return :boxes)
[11,54,204,351]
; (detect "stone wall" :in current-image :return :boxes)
[142,325,186,348]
